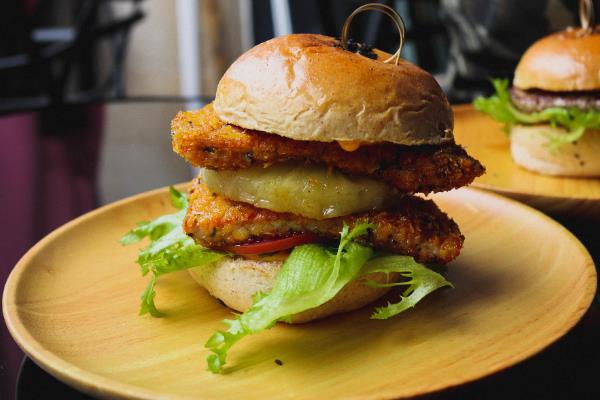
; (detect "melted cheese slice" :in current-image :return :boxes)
[201,162,399,219]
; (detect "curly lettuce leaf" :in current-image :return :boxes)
[140,274,163,317]
[205,222,375,373]
[120,187,186,246]
[473,79,600,148]
[123,192,454,373]
[360,256,452,319]
[205,223,451,373]
[121,187,224,316]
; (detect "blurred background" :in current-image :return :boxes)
[0,0,593,398]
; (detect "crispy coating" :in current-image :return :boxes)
[184,180,464,264]
[172,104,484,194]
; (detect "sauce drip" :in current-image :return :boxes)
[337,140,361,152]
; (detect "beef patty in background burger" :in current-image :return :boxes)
[122,32,484,373]
[474,24,600,177]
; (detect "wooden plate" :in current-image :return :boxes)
[453,104,600,219]
[3,186,596,399]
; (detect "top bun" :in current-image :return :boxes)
[514,27,600,91]
[213,34,453,145]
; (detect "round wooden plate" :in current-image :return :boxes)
[3,186,596,400]
[453,104,600,219]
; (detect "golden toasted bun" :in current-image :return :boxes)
[514,27,600,91]
[188,257,394,323]
[213,34,453,145]
[510,125,600,176]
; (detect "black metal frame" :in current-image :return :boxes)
[0,0,448,117]
[0,0,146,115]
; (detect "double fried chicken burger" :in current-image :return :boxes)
[475,25,600,176]
[123,33,484,373]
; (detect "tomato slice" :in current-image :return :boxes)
[226,232,320,255]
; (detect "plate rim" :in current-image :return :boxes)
[472,181,600,202]
[453,103,600,202]
[3,186,177,400]
[3,185,597,400]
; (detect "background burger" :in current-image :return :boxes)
[474,25,600,176]
[122,33,484,373]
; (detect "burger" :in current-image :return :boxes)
[474,26,600,176]
[121,34,484,373]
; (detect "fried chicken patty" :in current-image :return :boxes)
[184,180,464,264]
[172,104,484,194]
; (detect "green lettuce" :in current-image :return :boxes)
[120,187,224,316]
[205,223,452,373]
[473,79,600,148]
[360,256,452,319]
[121,189,453,374]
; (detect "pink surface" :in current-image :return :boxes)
[1,105,104,399]
[0,113,35,400]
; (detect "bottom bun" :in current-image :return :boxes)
[510,125,600,177]
[188,257,394,323]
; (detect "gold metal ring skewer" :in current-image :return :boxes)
[341,3,406,65]
[580,0,595,32]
